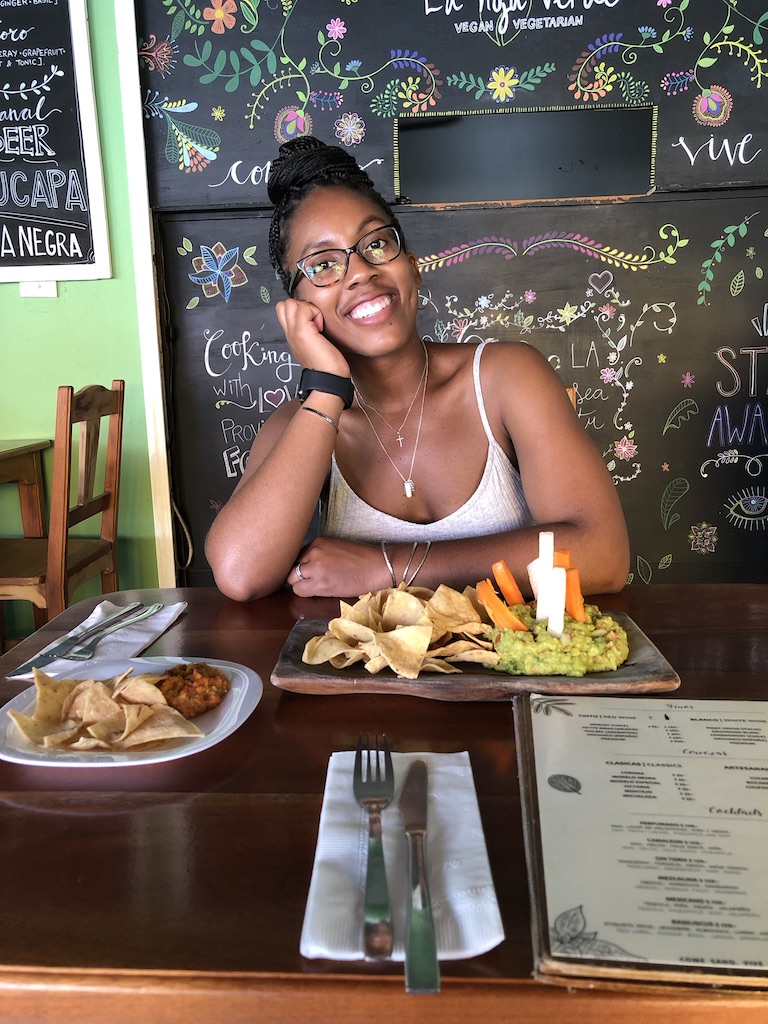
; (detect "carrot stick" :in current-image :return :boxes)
[491,559,524,606]
[476,579,529,631]
[565,566,587,622]
[554,549,572,569]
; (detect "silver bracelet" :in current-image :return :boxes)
[301,406,339,432]
[381,540,397,587]
[404,540,431,586]
[381,540,432,588]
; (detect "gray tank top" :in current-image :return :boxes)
[320,340,532,542]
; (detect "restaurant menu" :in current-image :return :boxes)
[516,694,768,987]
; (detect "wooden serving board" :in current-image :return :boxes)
[270,613,681,701]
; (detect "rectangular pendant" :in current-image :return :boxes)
[404,480,414,498]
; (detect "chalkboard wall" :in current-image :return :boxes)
[137,0,768,586]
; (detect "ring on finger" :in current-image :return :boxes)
[294,562,305,582]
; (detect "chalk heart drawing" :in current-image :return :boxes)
[589,270,614,294]
[264,390,285,408]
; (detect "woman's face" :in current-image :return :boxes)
[284,186,422,356]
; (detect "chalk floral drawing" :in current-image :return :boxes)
[188,242,248,302]
[143,92,221,172]
[334,110,366,145]
[138,34,179,78]
[203,0,237,35]
[689,521,718,554]
[569,5,768,122]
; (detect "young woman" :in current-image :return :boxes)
[205,137,629,601]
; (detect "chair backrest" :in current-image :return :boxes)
[45,380,124,601]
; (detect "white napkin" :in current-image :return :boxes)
[13,599,187,680]
[300,750,504,961]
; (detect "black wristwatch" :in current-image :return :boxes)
[297,369,354,410]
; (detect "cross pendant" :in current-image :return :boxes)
[404,479,415,498]
[396,432,404,447]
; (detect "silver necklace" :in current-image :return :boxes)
[355,343,429,499]
[354,342,428,447]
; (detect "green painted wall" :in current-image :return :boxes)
[0,1,159,639]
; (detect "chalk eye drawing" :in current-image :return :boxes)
[724,487,768,530]
[547,774,582,795]
[660,476,690,531]
[551,905,645,961]
[531,697,575,717]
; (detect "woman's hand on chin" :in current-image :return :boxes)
[286,536,387,598]
[276,297,350,376]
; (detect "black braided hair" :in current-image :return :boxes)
[267,136,406,293]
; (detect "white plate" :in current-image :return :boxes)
[0,657,263,767]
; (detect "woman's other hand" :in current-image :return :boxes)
[286,536,388,597]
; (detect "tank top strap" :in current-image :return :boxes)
[472,339,496,445]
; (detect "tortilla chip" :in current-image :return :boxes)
[420,657,463,674]
[380,589,430,630]
[445,648,500,667]
[113,705,203,749]
[30,669,81,723]
[62,681,122,725]
[113,676,168,706]
[329,618,378,646]
[9,710,78,746]
[303,634,356,665]
[373,624,433,679]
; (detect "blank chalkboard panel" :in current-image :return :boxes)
[157,190,768,587]
[395,107,655,204]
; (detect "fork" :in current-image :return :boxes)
[64,603,165,659]
[354,733,395,959]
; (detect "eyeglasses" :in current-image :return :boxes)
[288,224,402,294]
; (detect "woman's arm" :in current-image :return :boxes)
[204,393,343,601]
[205,297,352,601]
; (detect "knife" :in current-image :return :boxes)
[6,602,143,677]
[400,759,441,994]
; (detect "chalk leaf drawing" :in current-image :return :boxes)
[418,224,688,276]
[662,398,699,434]
[660,476,690,531]
[697,213,759,305]
[551,905,645,961]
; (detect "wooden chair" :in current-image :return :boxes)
[0,380,125,625]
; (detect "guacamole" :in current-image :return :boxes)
[492,603,629,677]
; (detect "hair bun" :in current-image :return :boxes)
[267,136,374,207]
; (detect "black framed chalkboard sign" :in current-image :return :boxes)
[0,0,110,282]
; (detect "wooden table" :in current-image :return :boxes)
[0,583,766,1024]
[0,439,50,540]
